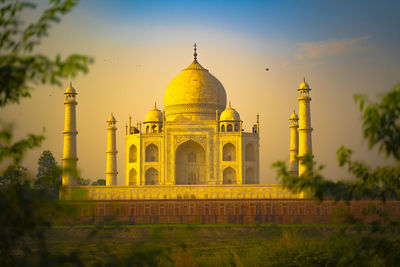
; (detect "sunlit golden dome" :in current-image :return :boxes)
[164,45,227,121]
[299,77,310,90]
[145,104,163,122]
[220,103,240,121]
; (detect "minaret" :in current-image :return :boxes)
[297,78,313,176]
[252,113,260,134]
[62,82,78,186]
[105,113,118,186]
[289,110,299,176]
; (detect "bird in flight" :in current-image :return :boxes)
[265,67,269,71]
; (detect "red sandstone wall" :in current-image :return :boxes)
[71,199,400,224]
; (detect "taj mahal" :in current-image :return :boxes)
[61,45,312,200]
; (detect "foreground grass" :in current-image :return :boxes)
[39,224,400,266]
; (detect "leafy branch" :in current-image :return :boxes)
[0,0,94,106]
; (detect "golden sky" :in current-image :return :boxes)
[3,0,400,184]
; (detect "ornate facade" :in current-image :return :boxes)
[125,47,259,187]
[61,45,312,200]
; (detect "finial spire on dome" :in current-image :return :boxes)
[299,76,310,90]
[154,101,157,109]
[229,100,231,107]
[193,43,197,60]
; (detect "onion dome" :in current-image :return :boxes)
[145,104,163,122]
[220,102,240,121]
[298,77,310,90]
[164,44,227,120]
[65,82,77,94]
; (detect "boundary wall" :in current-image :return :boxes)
[70,199,400,224]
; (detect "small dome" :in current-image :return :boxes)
[65,82,77,94]
[299,77,310,90]
[145,106,163,122]
[107,113,116,122]
[290,111,298,120]
[220,104,240,121]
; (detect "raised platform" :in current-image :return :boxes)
[69,199,400,224]
[62,184,302,200]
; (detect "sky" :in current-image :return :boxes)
[3,0,400,184]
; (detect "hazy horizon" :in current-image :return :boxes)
[3,0,400,184]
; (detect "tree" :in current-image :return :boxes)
[0,0,93,107]
[0,165,28,186]
[0,0,93,167]
[36,150,57,179]
[0,0,92,265]
[92,178,106,186]
[35,150,61,198]
[76,176,90,186]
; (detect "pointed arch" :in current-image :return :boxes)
[129,168,137,185]
[245,143,255,161]
[145,143,159,162]
[221,124,225,132]
[223,143,236,161]
[246,167,256,184]
[129,144,137,163]
[223,167,236,184]
[175,140,206,185]
[145,167,158,185]
[227,124,233,132]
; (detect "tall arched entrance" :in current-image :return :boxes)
[175,140,206,185]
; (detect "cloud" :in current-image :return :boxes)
[296,35,371,60]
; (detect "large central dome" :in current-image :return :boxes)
[164,58,227,121]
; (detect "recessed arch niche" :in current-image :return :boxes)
[145,143,159,162]
[246,167,256,184]
[223,143,236,161]
[129,168,137,185]
[145,167,158,185]
[129,145,137,163]
[175,140,206,185]
[223,167,236,184]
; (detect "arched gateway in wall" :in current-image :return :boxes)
[175,140,206,185]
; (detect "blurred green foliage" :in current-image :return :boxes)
[0,0,93,265]
[34,224,400,266]
[0,0,93,107]
[271,83,400,266]
[92,179,106,186]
